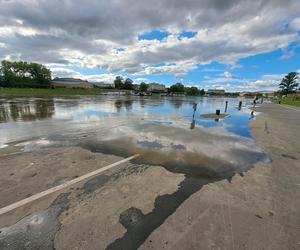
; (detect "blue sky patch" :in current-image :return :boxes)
[138,30,170,41]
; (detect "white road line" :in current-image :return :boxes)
[0,154,139,216]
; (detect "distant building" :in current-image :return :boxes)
[239,92,262,97]
[93,82,115,89]
[148,83,166,93]
[51,77,94,89]
[261,92,278,98]
[207,89,225,95]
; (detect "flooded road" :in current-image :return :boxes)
[0,96,267,178]
[0,96,270,249]
[1,96,256,142]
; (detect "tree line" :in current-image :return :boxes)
[113,76,205,95]
[0,60,51,88]
[1,60,298,95]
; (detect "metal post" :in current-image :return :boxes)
[238,101,242,110]
[225,101,228,113]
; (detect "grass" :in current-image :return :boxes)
[275,94,300,107]
[0,87,103,97]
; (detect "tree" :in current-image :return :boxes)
[0,60,51,87]
[139,82,149,92]
[185,86,200,96]
[279,72,299,95]
[114,76,124,89]
[169,82,185,93]
[199,89,205,95]
[124,78,134,90]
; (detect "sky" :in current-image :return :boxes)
[0,0,300,92]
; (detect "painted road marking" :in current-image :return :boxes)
[0,154,139,216]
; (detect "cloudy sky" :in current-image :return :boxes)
[0,0,300,91]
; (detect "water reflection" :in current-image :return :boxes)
[0,99,55,123]
[170,98,183,109]
[0,96,255,146]
[114,99,133,112]
[190,103,197,130]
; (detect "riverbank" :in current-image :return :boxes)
[0,87,102,97]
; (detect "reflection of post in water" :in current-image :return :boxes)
[249,110,255,120]
[190,103,197,129]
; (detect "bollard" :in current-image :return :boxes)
[225,101,228,113]
[190,119,195,130]
[216,109,220,115]
[238,101,242,110]
[193,103,197,111]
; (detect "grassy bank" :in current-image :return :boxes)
[0,88,102,97]
[276,94,300,107]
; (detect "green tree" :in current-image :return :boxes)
[185,86,199,96]
[114,76,124,89]
[199,89,205,95]
[279,72,299,95]
[0,60,51,87]
[28,62,51,84]
[139,82,149,92]
[169,82,185,93]
[124,78,134,90]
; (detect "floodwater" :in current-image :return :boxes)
[0,96,270,249]
[0,96,268,177]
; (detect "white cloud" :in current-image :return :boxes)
[0,0,299,77]
[50,67,117,83]
[203,73,285,92]
[289,18,300,32]
[223,71,233,78]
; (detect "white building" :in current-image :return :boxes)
[207,89,225,95]
[93,82,115,88]
[51,78,94,89]
[148,83,166,93]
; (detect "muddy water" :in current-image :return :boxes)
[0,96,269,249]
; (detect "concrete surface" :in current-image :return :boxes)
[0,103,299,250]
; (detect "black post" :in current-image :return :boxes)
[238,101,242,110]
[225,101,228,113]
[216,109,220,115]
